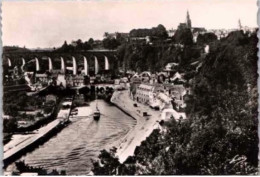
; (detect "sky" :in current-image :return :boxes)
[2,0,258,48]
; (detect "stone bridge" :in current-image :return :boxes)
[3,50,120,76]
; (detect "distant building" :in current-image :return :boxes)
[106,32,129,40]
[165,62,178,71]
[149,74,158,84]
[204,45,210,54]
[157,92,172,110]
[56,74,66,87]
[178,23,188,30]
[164,62,179,76]
[73,75,84,86]
[130,73,141,83]
[169,72,186,84]
[35,73,49,84]
[135,84,155,104]
[175,11,209,43]
[169,84,187,110]
[65,75,84,87]
[52,69,65,75]
[129,36,150,44]
[139,71,151,83]
[71,41,78,47]
[157,72,168,83]
[167,29,176,37]
[114,79,120,85]
[176,10,192,30]
[3,114,10,119]
[192,27,207,42]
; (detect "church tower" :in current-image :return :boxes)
[186,10,192,29]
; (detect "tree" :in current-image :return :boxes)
[3,118,17,133]
[173,28,193,45]
[129,24,168,38]
[102,38,120,50]
[61,41,68,51]
[153,24,168,38]
[76,39,83,50]
[92,147,121,175]
[83,41,92,50]
[197,32,218,45]
[104,32,109,38]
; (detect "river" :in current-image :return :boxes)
[17,99,136,175]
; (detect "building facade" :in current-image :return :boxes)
[135,84,155,104]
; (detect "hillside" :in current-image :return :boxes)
[3,46,31,53]
[92,30,258,175]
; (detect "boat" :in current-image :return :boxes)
[93,102,101,121]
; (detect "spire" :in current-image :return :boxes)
[187,10,190,19]
[186,10,192,29]
[238,19,242,30]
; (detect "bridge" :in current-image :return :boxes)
[3,50,120,76]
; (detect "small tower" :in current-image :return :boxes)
[238,19,242,30]
[186,10,192,29]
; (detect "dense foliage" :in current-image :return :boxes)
[117,41,201,73]
[92,30,258,175]
[57,39,93,52]
[130,24,168,38]
[196,32,218,45]
[12,161,66,175]
[173,28,194,45]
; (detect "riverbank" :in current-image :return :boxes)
[3,99,72,168]
[111,90,162,163]
[3,119,70,167]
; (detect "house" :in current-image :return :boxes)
[149,74,158,84]
[35,73,49,84]
[165,63,179,71]
[106,32,129,40]
[157,92,172,110]
[170,72,185,84]
[139,71,151,83]
[164,63,179,76]
[73,75,84,87]
[169,85,187,110]
[56,74,66,87]
[192,27,207,42]
[161,108,187,121]
[135,84,155,104]
[65,75,84,87]
[130,73,141,83]
[2,114,10,119]
[157,72,168,83]
[204,45,210,54]
[167,29,176,37]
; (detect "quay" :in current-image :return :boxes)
[111,89,185,163]
[3,100,73,167]
[111,90,162,163]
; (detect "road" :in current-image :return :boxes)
[111,90,162,163]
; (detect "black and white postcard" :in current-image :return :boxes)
[1,0,259,175]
